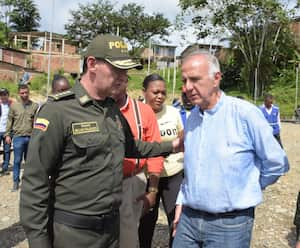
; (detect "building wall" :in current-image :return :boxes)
[290,21,300,48]
[31,52,80,73]
[2,49,27,67]
[43,40,77,55]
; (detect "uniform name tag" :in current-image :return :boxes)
[72,122,99,135]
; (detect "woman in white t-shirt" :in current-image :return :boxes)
[138,74,184,248]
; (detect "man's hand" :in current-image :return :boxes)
[172,131,184,153]
[136,192,157,216]
[5,136,11,145]
[172,204,182,237]
[296,241,300,248]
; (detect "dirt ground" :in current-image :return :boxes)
[0,122,299,248]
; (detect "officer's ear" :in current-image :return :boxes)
[86,56,98,73]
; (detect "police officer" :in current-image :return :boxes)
[20,34,180,248]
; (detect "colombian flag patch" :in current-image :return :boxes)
[34,118,49,132]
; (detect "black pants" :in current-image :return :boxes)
[52,214,120,248]
[139,171,183,248]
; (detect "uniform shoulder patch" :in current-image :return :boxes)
[49,90,75,101]
[34,118,50,131]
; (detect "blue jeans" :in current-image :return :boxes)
[173,206,254,248]
[13,136,30,183]
[0,132,11,171]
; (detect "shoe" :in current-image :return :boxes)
[0,170,9,176]
[10,182,19,192]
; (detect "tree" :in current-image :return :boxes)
[65,1,171,53]
[177,0,299,96]
[9,0,40,32]
[65,0,118,48]
[116,3,171,55]
[0,0,15,42]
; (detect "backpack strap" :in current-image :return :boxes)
[132,99,142,170]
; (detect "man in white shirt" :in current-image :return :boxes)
[0,88,11,175]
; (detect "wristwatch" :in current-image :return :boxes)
[148,187,158,194]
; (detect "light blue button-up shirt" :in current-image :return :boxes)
[176,92,289,213]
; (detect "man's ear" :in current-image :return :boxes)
[215,71,222,81]
[214,72,222,87]
[86,57,98,72]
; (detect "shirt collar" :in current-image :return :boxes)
[198,91,225,116]
[119,95,129,112]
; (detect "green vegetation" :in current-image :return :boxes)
[177,0,298,98]
[1,67,297,118]
[65,0,171,53]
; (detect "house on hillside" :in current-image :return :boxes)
[141,43,177,69]
[9,31,81,74]
[290,18,300,50]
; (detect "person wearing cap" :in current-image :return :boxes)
[19,34,182,248]
[0,88,13,175]
[110,68,163,248]
[4,84,38,191]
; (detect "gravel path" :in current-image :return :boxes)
[0,122,299,248]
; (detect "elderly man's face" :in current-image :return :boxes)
[181,54,220,110]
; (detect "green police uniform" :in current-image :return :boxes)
[20,82,173,248]
[294,191,300,241]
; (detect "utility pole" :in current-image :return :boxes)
[46,0,55,97]
[147,39,151,75]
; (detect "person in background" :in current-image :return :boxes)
[110,71,163,248]
[4,84,38,191]
[172,92,195,128]
[20,34,181,248]
[179,91,195,128]
[295,105,300,122]
[19,69,32,85]
[260,93,283,147]
[139,73,184,248]
[172,50,289,248]
[0,88,12,175]
[51,75,71,94]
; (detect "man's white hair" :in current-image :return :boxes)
[182,50,221,79]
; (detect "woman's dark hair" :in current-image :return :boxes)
[142,73,165,90]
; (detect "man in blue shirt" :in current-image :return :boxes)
[172,51,289,248]
[260,93,282,147]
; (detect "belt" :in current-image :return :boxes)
[187,206,255,218]
[123,168,144,179]
[53,209,119,231]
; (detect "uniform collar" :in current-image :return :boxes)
[73,81,93,106]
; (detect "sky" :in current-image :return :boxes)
[34,0,202,54]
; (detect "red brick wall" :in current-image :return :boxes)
[43,41,77,55]
[64,44,76,54]
[2,50,27,67]
[31,53,80,73]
